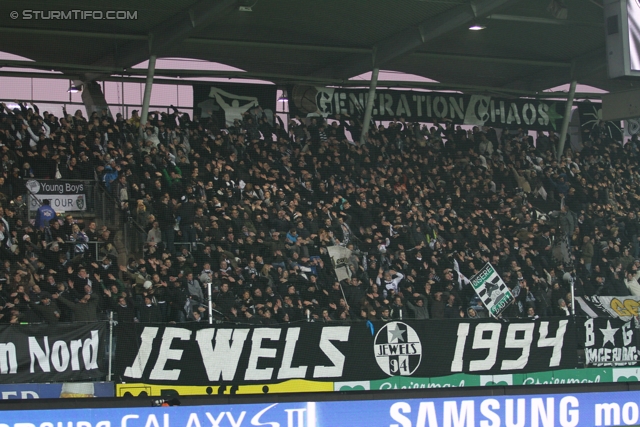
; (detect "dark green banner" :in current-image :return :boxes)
[288,85,568,130]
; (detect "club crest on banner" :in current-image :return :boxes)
[374,322,422,376]
[470,263,514,317]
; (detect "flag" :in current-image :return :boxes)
[469,263,514,317]
[452,259,471,291]
[576,296,640,322]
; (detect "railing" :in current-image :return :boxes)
[61,240,108,262]
[26,178,150,259]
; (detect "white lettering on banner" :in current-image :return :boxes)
[585,347,638,366]
[28,331,99,374]
[245,329,281,381]
[313,326,349,378]
[470,324,501,371]
[450,323,470,372]
[29,336,50,373]
[522,375,601,385]
[195,328,249,381]
[278,328,308,379]
[622,322,633,345]
[126,326,350,382]
[585,319,638,366]
[51,341,70,372]
[451,321,566,372]
[0,343,17,374]
[124,327,159,378]
[501,323,534,370]
[537,320,567,367]
[149,328,191,381]
[586,318,595,346]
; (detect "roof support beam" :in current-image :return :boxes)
[0,27,147,40]
[1,28,569,69]
[501,48,606,92]
[83,0,239,81]
[311,0,524,80]
[486,14,603,27]
[411,52,569,68]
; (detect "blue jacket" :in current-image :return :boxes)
[35,204,57,229]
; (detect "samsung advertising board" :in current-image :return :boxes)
[2,390,640,427]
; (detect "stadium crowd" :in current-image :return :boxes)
[0,99,639,325]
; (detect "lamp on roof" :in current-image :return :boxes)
[68,84,82,93]
[468,24,486,31]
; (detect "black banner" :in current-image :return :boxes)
[583,318,640,367]
[0,322,106,383]
[577,102,623,142]
[287,85,568,131]
[116,319,577,385]
[193,83,277,128]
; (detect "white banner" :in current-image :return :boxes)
[29,194,86,211]
[469,263,514,317]
[26,179,87,212]
[327,245,352,282]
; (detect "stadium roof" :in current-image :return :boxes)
[0,0,635,96]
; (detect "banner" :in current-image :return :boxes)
[576,296,640,322]
[0,322,106,383]
[193,83,277,128]
[577,102,623,142]
[288,85,568,130]
[0,382,113,399]
[4,390,640,427]
[337,366,640,392]
[116,319,577,385]
[117,379,332,397]
[25,179,87,211]
[469,263,514,317]
[116,366,640,396]
[584,317,640,367]
[327,245,352,282]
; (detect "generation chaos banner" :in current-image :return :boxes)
[287,85,569,131]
